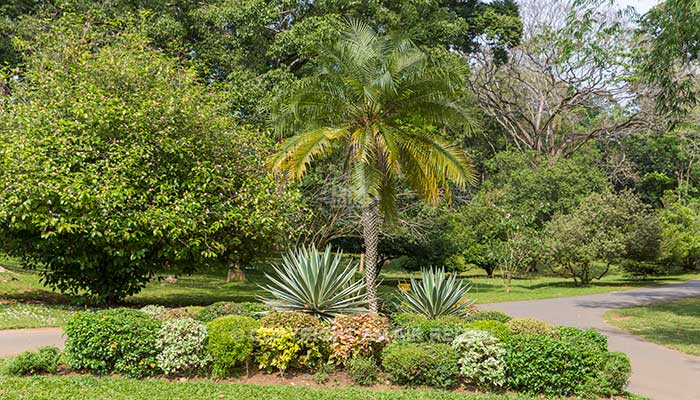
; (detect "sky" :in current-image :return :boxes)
[614,0,661,13]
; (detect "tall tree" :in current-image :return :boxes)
[469,0,646,162]
[270,21,477,312]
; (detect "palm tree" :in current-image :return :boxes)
[270,21,477,312]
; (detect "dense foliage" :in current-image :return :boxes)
[207,315,258,377]
[63,309,161,377]
[0,16,302,303]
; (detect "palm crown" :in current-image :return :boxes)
[271,20,477,215]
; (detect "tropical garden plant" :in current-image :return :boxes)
[270,20,477,311]
[258,246,367,321]
[398,268,472,319]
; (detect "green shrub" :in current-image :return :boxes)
[470,310,511,323]
[157,306,203,321]
[558,326,607,353]
[505,332,608,396]
[260,311,324,330]
[398,268,472,318]
[620,260,672,279]
[452,330,506,388]
[156,318,211,376]
[255,326,332,373]
[506,318,558,337]
[596,351,631,396]
[331,314,390,363]
[393,313,469,343]
[207,315,258,377]
[198,302,267,322]
[347,355,382,386]
[3,347,60,376]
[381,342,460,389]
[313,363,334,384]
[64,309,161,377]
[464,321,511,342]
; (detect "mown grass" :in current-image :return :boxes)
[604,297,700,356]
[1,255,698,329]
[0,303,74,330]
[0,376,535,400]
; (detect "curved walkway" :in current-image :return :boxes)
[481,280,700,400]
[0,327,64,357]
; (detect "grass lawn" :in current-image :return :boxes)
[604,297,700,356]
[1,255,699,329]
[0,376,536,400]
[0,303,74,329]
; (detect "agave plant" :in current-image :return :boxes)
[398,268,472,319]
[258,245,368,321]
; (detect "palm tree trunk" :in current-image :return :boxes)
[362,198,380,313]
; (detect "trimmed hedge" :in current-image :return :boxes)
[382,342,460,389]
[207,315,258,377]
[64,309,161,377]
[464,320,511,342]
[506,318,558,337]
[470,310,511,323]
[198,302,267,322]
[505,327,630,397]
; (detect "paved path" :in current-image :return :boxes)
[481,280,700,400]
[0,327,64,357]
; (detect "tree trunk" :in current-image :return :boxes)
[226,260,246,282]
[362,199,380,313]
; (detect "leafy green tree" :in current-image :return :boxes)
[270,21,477,312]
[479,150,612,229]
[659,198,700,271]
[543,192,660,285]
[0,17,302,303]
[640,0,700,116]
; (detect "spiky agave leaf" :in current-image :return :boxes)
[258,245,368,321]
[398,268,472,319]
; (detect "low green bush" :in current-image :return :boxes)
[3,347,60,376]
[332,314,390,363]
[381,342,460,389]
[156,318,211,376]
[207,315,258,377]
[393,313,469,343]
[620,260,672,279]
[259,311,324,330]
[452,330,506,388]
[347,355,382,386]
[198,302,266,322]
[506,318,558,337]
[464,321,511,342]
[64,309,161,377]
[505,329,625,397]
[470,310,511,323]
[596,351,632,396]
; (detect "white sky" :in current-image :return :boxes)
[614,0,661,13]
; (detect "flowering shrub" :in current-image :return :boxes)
[207,315,258,377]
[331,314,390,363]
[64,309,161,377]
[156,318,211,376]
[452,330,507,388]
